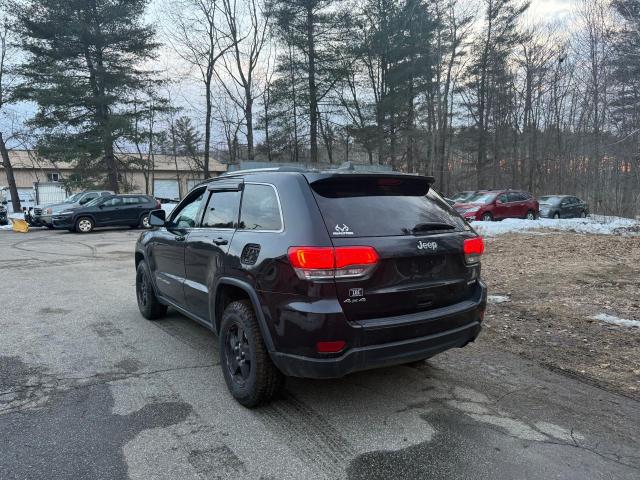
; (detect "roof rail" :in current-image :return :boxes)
[220,166,309,176]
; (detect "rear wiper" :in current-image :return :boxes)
[408,222,456,234]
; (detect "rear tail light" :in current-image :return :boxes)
[288,246,379,280]
[463,237,485,265]
[155,199,161,209]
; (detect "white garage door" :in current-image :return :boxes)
[153,180,180,201]
[186,179,203,193]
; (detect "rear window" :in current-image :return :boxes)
[240,184,282,231]
[310,176,465,238]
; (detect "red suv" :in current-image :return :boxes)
[454,190,539,222]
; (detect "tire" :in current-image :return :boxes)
[135,261,167,320]
[75,217,94,233]
[525,210,536,220]
[481,212,493,222]
[46,225,55,230]
[139,213,151,229]
[553,212,560,219]
[580,211,587,218]
[219,300,284,408]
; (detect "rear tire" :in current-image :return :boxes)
[139,213,151,229]
[46,225,55,230]
[136,261,167,320]
[525,210,536,220]
[553,212,560,219]
[220,300,284,408]
[481,212,493,222]
[75,217,94,233]
[580,211,587,218]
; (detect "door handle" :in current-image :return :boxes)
[213,237,228,246]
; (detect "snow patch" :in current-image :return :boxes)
[591,313,640,328]
[473,215,640,237]
[488,295,510,304]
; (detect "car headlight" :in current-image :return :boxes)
[46,208,53,214]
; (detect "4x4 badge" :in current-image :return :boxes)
[334,224,353,236]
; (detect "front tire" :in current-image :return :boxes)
[219,300,284,408]
[481,212,493,222]
[580,211,587,218]
[136,261,167,320]
[75,217,94,233]
[553,212,560,219]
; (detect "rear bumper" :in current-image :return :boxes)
[271,282,486,379]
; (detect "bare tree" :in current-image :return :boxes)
[166,0,235,177]
[219,0,270,161]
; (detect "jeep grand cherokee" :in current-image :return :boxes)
[134,168,487,407]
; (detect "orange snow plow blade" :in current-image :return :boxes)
[10,218,29,233]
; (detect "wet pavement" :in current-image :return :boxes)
[1,229,638,479]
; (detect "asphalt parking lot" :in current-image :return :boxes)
[1,229,638,480]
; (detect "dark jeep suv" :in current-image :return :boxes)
[53,194,159,233]
[135,169,487,407]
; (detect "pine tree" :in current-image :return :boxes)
[14,0,160,192]
[268,0,349,162]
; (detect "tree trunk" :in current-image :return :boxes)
[204,76,212,178]
[0,132,21,212]
[306,6,318,163]
[104,140,119,193]
[246,95,254,161]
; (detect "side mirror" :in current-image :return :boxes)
[149,209,166,227]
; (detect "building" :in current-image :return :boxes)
[0,150,227,204]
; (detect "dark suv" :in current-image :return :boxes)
[135,169,487,407]
[53,194,159,233]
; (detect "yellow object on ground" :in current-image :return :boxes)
[10,218,29,233]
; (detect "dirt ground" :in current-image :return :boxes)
[479,231,640,399]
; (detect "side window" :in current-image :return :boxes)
[79,193,98,205]
[561,198,570,206]
[498,194,508,203]
[172,189,205,229]
[103,197,123,207]
[239,184,283,231]
[202,191,241,229]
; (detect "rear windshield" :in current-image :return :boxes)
[539,196,561,205]
[310,176,465,238]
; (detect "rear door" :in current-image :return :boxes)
[308,175,477,322]
[505,192,522,218]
